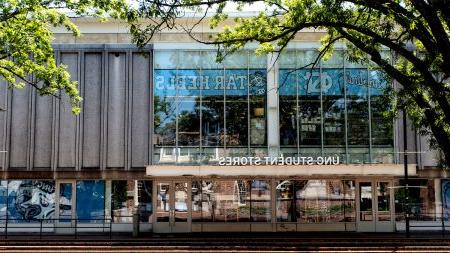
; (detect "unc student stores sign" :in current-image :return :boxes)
[218,156,341,166]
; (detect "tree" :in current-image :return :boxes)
[0,0,134,114]
[131,0,450,166]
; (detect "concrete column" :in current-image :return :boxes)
[105,180,112,220]
[435,178,442,219]
[267,53,280,158]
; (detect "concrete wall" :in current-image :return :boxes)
[0,44,152,171]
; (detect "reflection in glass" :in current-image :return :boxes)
[76,180,105,223]
[359,182,373,221]
[59,182,72,222]
[377,182,391,221]
[280,69,297,147]
[276,180,296,222]
[394,179,436,222]
[156,182,170,222]
[299,69,322,147]
[174,182,188,222]
[251,180,271,222]
[191,181,202,222]
[111,181,133,223]
[138,180,153,223]
[344,180,356,222]
[370,70,394,163]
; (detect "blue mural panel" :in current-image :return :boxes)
[7,180,55,222]
[76,180,105,222]
[442,179,450,221]
[249,69,267,96]
[279,69,297,96]
[0,181,6,221]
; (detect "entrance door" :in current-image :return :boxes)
[153,181,191,233]
[357,180,394,232]
[55,181,76,234]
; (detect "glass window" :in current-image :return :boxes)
[395,179,436,221]
[7,180,55,222]
[138,180,153,223]
[279,69,298,149]
[377,182,391,221]
[59,182,73,222]
[343,180,356,222]
[250,180,271,222]
[191,181,202,222]
[359,182,373,221]
[442,179,450,221]
[111,180,133,223]
[76,180,105,223]
[299,69,322,155]
[322,52,346,161]
[346,68,370,163]
[370,70,394,163]
[276,180,296,222]
[156,182,170,222]
[296,180,346,223]
[153,50,267,165]
[0,181,6,222]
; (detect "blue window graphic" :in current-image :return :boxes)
[76,180,105,223]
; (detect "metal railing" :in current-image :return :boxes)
[396,212,450,236]
[0,216,135,239]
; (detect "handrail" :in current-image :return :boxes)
[0,216,136,239]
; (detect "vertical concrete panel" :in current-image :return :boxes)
[0,80,8,169]
[106,53,126,168]
[33,94,53,168]
[82,53,102,167]
[131,53,150,167]
[9,86,30,168]
[58,53,78,168]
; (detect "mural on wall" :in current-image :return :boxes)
[7,180,56,221]
[442,179,450,221]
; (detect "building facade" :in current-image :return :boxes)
[0,17,448,234]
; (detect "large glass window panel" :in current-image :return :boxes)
[191,181,202,222]
[377,182,391,221]
[138,180,153,223]
[343,180,356,222]
[298,69,322,147]
[346,68,370,163]
[76,180,105,223]
[154,50,178,69]
[174,182,188,222]
[395,179,436,221]
[359,182,373,221]
[200,181,214,222]
[59,182,72,222]
[156,182,170,222]
[322,53,345,147]
[442,179,450,221]
[249,69,267,146]
[297,180,346,223]
[279,69,298,148]
[202,69,224,147]
[276,180,296,222]
[7,180,55,222]
[250,180,271,222]
[111,180,133,223]
[154,68,177,163]
[225,69,248,147]
[214,180,250,222]
[370,70,394,163]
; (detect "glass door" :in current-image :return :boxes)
[55,181,76,234]
[375,181,394,232]
[153,181,191,233]
[357,181,375,232]
[357,180,394,232]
